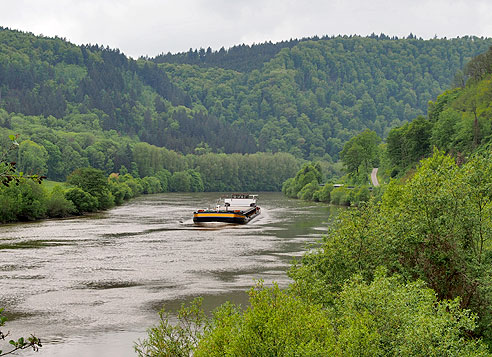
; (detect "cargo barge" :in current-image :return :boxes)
[193,194,260,224]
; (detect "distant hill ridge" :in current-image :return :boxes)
[1,27,491,162]
[150,33,469,73]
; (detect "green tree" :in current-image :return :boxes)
[17,140,49,176]
[169,171,191,192]
[64,187,98,213]
[154,169,171,192]
[386,117,433,174]
[67,167,114,210]
[292,150,492,345]
[0,135,44,186]
[45,185,76,218]
[340,129,381,183]
[187,169,204,192]
[282,162,322,198]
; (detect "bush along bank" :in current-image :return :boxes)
[0,166,204,224]
[282,162,377,206]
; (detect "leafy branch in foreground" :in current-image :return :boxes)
[0,309,42,356]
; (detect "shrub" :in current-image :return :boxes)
[330,187,350,205]
[14,180,47,221]
[297,181,319,200]
[64,187,98,213]
[46,186,76,217]
[316,184,333,202]
[108,180,132,205]
[142,176,162,194]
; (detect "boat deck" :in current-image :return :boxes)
[216,205,253,211]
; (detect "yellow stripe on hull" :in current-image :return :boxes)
[194,213,244,218]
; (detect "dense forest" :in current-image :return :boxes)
[286,46,492,206]
[1,28,492,183]
[156,34,492,161]
[382,44,492,177]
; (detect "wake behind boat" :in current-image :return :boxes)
[193,194,261,224]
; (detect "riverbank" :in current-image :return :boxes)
[0,167,204,224]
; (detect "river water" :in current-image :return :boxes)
[0,192,338,356]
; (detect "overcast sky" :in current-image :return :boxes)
[1,0,491,58]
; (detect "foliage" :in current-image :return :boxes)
[291,150,492,346]
[297,181,319,200]
[283,162,374,206]
[168,171,191,192]
[64,187,98,214]
[108,175,133,205]
[0,121,299,192]
[385,67,492,176]
[313,183,333,202]
[340,129,381,183]
[0,135,44,186]
[45,185,76,217]
[0,179,48,223]
[138,273,489,356]
[154,169,171,192]
[196,282,336,356]
[465,45,492,82]
[67,167,114,210]
[135,298,208,357]
[282,162,322,198]
[17,140,48,176]
[141,176,162,194]
[1,309,42,356]
[328,186,351,206]
[152,38,310,72]
[385,116,433,176]
[333,269,488,356]
[159,35,492,160]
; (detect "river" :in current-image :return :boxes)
[0,192,338,356]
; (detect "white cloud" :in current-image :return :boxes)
[0,0,490,58]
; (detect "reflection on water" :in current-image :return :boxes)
[0,192,339,356]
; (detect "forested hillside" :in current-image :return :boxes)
[157,35,492,160]
[1,27,491,186]
[383,45,492,177]
[0,27,257,156]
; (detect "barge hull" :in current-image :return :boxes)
[193,207,260,224]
